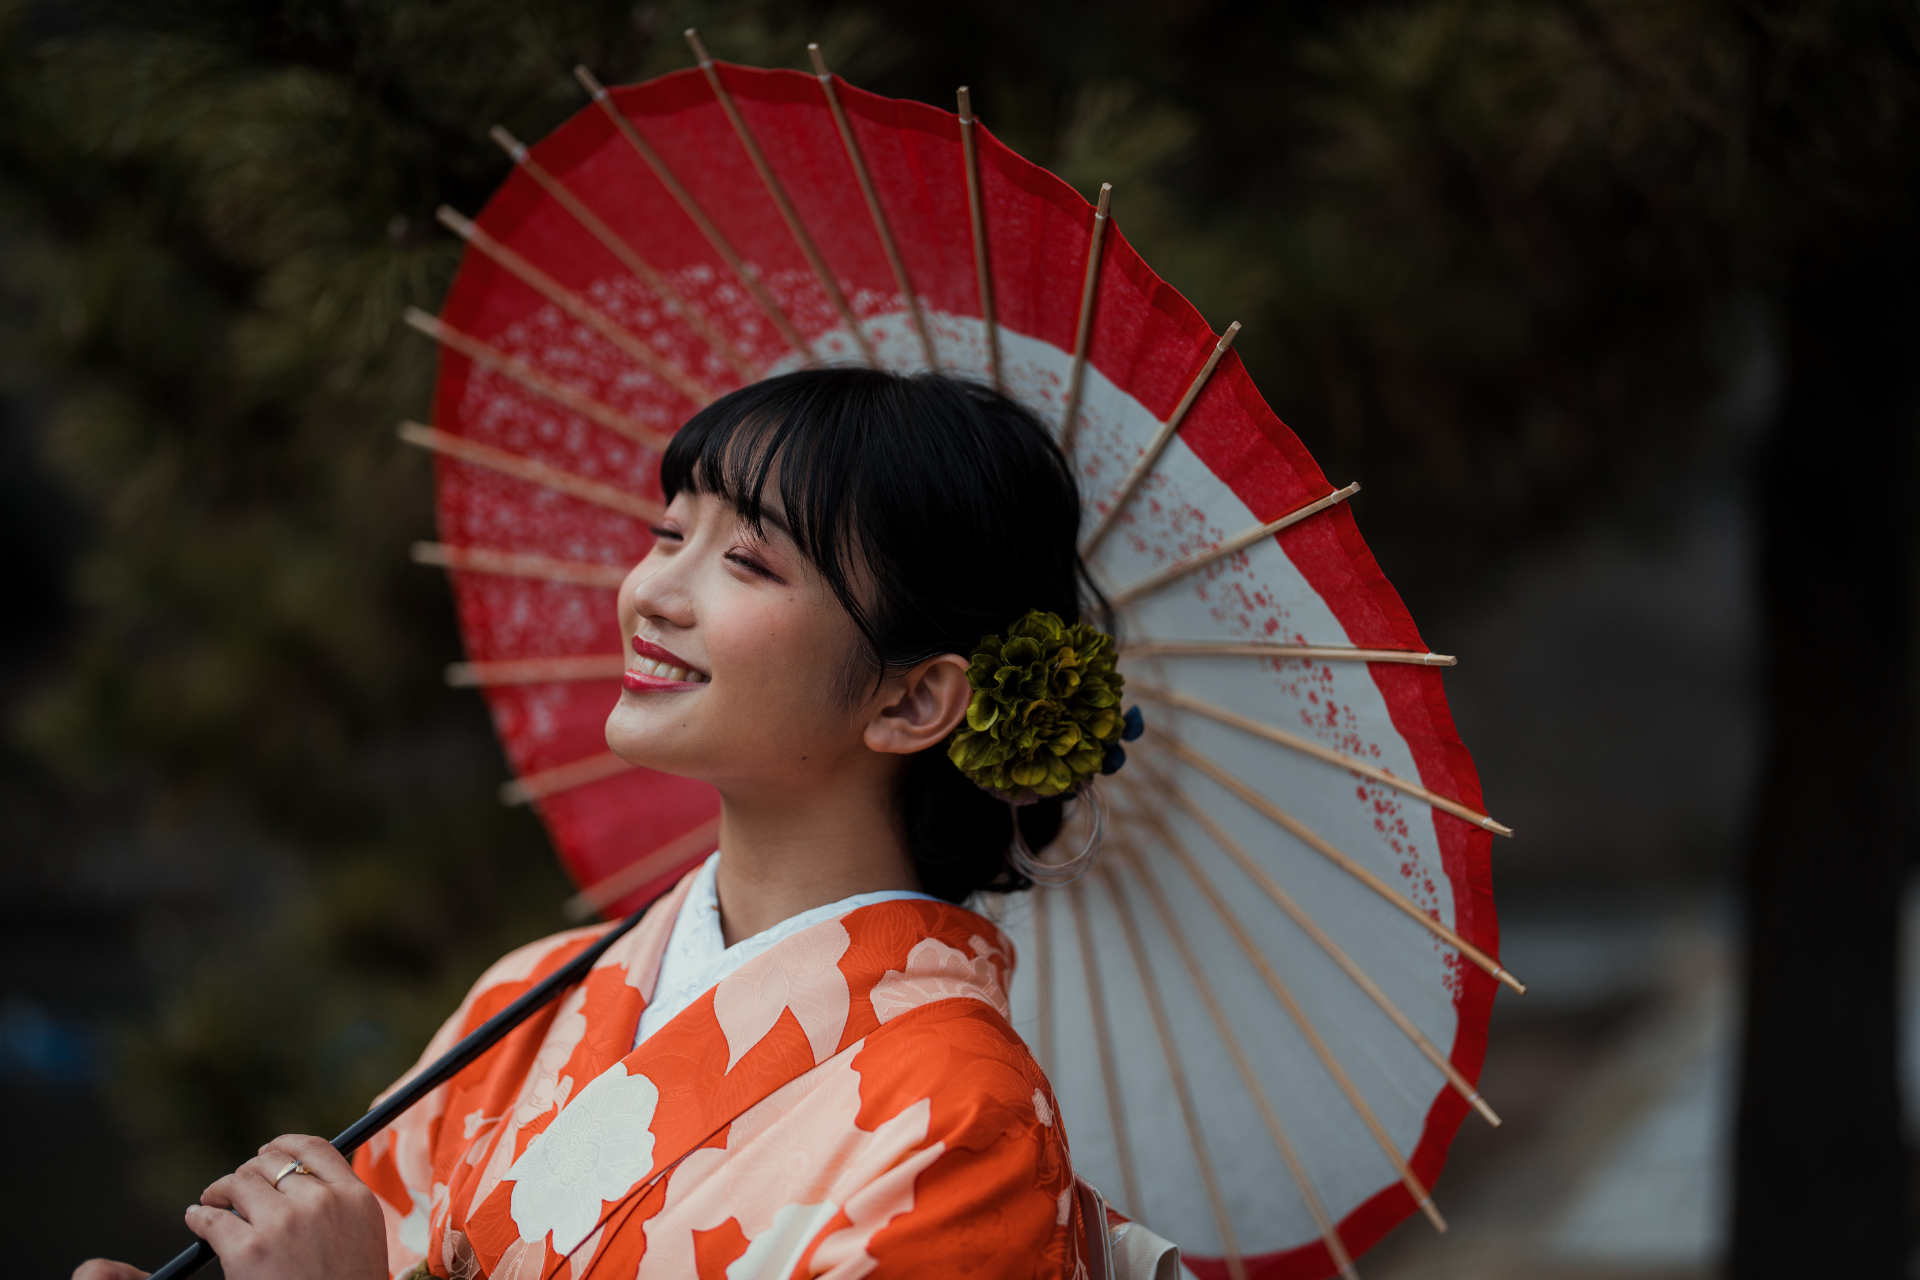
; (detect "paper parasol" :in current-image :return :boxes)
[405,34,1515,1280]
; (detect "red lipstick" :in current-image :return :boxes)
[622,669,703,693]
[631,636,698,669]
[623,634,708,693]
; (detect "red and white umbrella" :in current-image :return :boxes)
[405,34,1517,1279]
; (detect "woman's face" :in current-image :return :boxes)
[605,488,878,797]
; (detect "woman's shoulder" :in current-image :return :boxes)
[857,992,1059,1130]
[470,923,611,994]
[440,922,615,1036]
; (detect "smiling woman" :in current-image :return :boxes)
[607,369,1093,910]
[75,368,1169,1280]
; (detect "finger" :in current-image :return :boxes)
[182,1201,251,1254]
[71,1262,151,1280]
[249,1147,314,1193]
[201,1165,281,1224]
[198,1173,236,1210]
[255,1139,320,1184]
[268,1132,357,1185]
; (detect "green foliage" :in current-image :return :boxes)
[1261,1,1753,581]
[949,611,1123,800]
[0,0,674,1200]
[1269,0,1917,590]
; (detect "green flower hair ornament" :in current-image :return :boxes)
[947,609,1144,802]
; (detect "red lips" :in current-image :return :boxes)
[622,668,702,693]
[623,634,706,692]
[631,635,696,668]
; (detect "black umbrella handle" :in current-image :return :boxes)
[145,901,655,1280]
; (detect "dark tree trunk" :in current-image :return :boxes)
[1730,243,1919,1277]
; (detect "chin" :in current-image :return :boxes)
[603,697,698,775]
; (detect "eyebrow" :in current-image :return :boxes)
[746,502,795,544]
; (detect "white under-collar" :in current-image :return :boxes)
[634,852,942,1048]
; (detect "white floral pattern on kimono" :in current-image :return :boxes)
[355,881,1109,1279]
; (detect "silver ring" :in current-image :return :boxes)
[271,1158,310,1189]
[1007,782,1107,886]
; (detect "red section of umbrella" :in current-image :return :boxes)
[412,38,1512,1279]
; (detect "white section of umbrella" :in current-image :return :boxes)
[399,34,1522,1274]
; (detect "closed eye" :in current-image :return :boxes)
[648,526,683,543]
[726,549,784,583]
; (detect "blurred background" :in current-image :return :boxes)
[1,1,1915,1276]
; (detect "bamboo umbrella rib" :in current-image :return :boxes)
[397,421,664,524]
[435,206,716,407]
[402,308,670,451]
[499,749,635,807]
[808,45,938,370]
[1067,880,1143,1219]
[1134,683,1513,837]
[1110,828,1447,1235]
[1156,735,1527,994]
[1059,183,1112,450]
[1098,862,1249,1279]
[1081,322,1242,557]
[955,88,1002,389]
[1110,842,1361,1278]
[1034,887,1057,1082]
[562,815,722,921]
[487,123,757,380]
[410,541,628,590]
[444,654,626,687]
[1122,778,1500,1127]
[1123,642,1455,666]
[1110,483,1361,607]
[684,30,877,366]
[567,72,802,370]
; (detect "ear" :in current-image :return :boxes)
[863,653,973,756]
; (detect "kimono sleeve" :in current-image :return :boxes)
[350,995,467,1279]
[350,927,609,1279]
[811,1003,1085,1279]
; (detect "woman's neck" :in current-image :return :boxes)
[710,767,922,946]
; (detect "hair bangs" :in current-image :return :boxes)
[661,374,891,678]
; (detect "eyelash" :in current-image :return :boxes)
[652,526,780,581]
[726,550,777,580]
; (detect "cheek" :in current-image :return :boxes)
[709,600,811,685]
[707,594,857,719]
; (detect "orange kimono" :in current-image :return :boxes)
[352,873,1099,1279]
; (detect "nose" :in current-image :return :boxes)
[624,539,696,636]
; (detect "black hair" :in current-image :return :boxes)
[660,367,1103,902]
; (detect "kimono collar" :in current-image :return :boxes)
[635,852,943,1048]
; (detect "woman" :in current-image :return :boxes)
[77,369,1175,1280]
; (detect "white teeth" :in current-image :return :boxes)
[632,655,708,683]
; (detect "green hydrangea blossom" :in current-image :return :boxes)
[948,609,1126,799]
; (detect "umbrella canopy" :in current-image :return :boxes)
[408,35,1516,1280]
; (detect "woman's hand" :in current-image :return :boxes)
[182,1134,389,1280]
[71,1263,148,1279]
